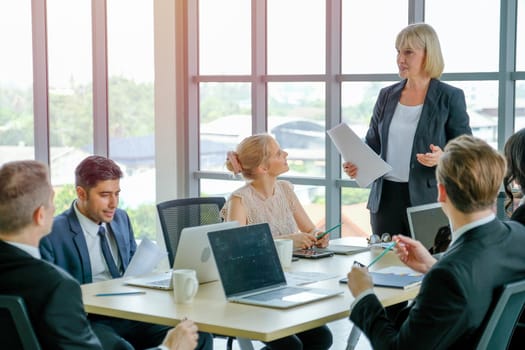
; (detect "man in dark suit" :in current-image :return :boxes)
[347,135,525,349]
[39,156,212,350]
[0,160,200,350]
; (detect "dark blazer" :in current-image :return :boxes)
[39,202,137,284]
[0,240,102,350]
[510,204,525,225]
[366,79,472,213]
[350,219,525,349]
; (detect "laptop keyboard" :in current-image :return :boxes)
[247,286,306,301]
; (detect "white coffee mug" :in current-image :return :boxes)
[274,238,294,269]
[172,269,199,304]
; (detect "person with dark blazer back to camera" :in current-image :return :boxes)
[343,23,471,237]
[347,135,525,349]
[0,160,200,350]
[39,156,213,350]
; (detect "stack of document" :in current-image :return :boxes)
[369,266,424,289]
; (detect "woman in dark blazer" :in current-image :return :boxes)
[344,23,471,237]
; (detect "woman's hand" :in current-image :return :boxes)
[416,144,443,167]
[315,232,330,248]
[343,161,358,178]
[286,232,318,249]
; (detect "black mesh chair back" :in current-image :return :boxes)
[0,295,41,350]
[157,197,226,266]
[476,279,525,349]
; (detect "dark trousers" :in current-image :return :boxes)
[90,316,213,350]
[370,180,411,236]
[263,325,332,350]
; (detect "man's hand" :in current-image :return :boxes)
[394,235,437,274]
[162,319,198,350]
[343,162,358,178]
[347,265,373,297]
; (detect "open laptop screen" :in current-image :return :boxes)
[208,223,286,297]
[406,202,450,251]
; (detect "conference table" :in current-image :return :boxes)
[81,237,420,347]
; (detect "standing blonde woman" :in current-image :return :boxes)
[221,133,332,350]
[343,23,471,237]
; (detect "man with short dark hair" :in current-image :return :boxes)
[40,156,212,350]
[347,135,525,349]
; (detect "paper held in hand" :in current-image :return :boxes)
[327,123,392,187]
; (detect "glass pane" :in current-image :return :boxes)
[199,0,251,74]
[341,187,372,237]
[518,0,525,71]
[0,1,34,164]
[47,0,93,192]
[107,0,155,241]
[341,82,392,139]
[201,178,244,199]
[295,184,326,231]
[267,0,325,74]
[342,0,407,74]
[268,83,325,177]
[426,0,499,72]
[200,83,252,171]
[447,81,498,148]
[515,82,525,132]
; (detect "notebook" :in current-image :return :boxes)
[340,266,424,290]
[207,223,343,309]
[406,202,450,251]
[125,221,239,290]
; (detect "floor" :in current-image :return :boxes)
[212,318,372,350]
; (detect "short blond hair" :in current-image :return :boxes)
[436,135,505,213]
[226,134,274,180]
[396,23,444,78]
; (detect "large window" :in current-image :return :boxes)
[0,1,34,164]
[191,0,522,237]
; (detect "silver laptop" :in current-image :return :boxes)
[207,223,343,309]
[406,202,450,251]
[126,221,239,290]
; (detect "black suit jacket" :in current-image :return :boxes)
[366,79,472,213]
[350,219,525,349]
[0,240,102,350]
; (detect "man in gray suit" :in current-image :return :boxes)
[347,135,525,349]
[39,156,212,350]
[0,160,199,350]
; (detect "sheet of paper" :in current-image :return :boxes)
[375,266,422,277]
[123,238,168,277]
[327,123,392,187]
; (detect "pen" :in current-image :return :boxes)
[316,223,342,240]
[95,291,146,297]
[367,241,397,268]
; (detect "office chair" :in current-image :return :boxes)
[476,279,525,349]
[156,196,226,266]
[0,295,41,350]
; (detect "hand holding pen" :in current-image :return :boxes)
[313,223,341,248]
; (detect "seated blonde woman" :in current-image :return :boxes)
[221,133,332,350]
[221,133,329,249]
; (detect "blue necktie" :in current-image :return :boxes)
[98,226,121,278]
